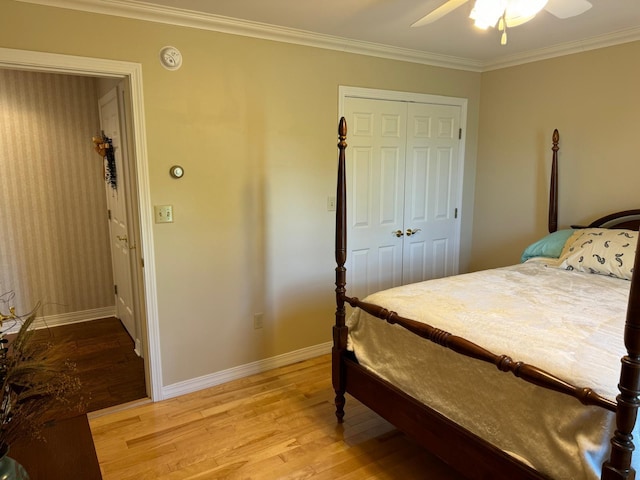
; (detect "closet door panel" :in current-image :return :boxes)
[345,97,407,298]
[344,95,463,295]
[404,103,461,281]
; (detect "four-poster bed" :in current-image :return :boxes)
[332,117,640,480]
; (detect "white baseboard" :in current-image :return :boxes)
[3,306,331,405]
[162,341,333,400]
[2,306,117,334]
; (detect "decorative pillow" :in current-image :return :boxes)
[558,228,637,280]
[520,229,575,263]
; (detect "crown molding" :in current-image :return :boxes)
[14,0,484,71]
[14,0,640,73]
[483,26,640,71]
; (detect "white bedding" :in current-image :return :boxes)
[346,259,637,480]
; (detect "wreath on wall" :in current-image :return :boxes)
[92,132,117,190]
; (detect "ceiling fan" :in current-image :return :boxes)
[412,0,592,45]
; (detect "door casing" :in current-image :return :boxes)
[0,47,162,401]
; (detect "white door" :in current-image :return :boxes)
[99,87,136,342]
[345,97,407,300]
[344,96,462,298]
[403,102,461,284]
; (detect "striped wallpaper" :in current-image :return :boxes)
[0,69,114,320]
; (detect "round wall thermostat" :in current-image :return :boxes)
[170,165,184,178]
[159,46,182,70]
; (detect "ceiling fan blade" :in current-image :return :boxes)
[411,0,470,28]
[544,0,592,19]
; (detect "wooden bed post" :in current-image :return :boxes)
[602,238,640,480]
[548,129,559,233]
[333,117,348,423]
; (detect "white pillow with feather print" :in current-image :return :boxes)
[558,228,636,280]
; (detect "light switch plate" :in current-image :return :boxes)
[154,205,173,223]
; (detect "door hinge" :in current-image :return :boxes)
[459,128,462,140]
[108,209,112,220]
[455,208,458,219]
[114,284,118,295]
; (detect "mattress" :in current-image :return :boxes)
[346,259,637,480]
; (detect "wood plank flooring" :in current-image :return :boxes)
[90,354,467,479]
[31,316,147,415]
[11,415,102,480]
[9,317,147,479]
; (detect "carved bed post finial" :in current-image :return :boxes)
[602,236,640,480]
[549,129,559,233]
[333,117,348,422]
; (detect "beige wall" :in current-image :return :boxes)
[0,1,481,386]
[473,41,640,271]
[0,69,113,317]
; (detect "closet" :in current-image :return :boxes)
[344,95,463,299]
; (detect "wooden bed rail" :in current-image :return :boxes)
[344,294,616,412]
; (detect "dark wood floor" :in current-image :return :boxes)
[35,316,147,415]
[9,317,147,480]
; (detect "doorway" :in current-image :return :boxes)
[0,47,161,402]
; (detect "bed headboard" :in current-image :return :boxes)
[584,210,640,231]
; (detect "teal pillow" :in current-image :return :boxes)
[521,229,575,263]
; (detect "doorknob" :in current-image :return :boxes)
[392,230,404,238]
[406,228,421,236]
[117,235,128,243]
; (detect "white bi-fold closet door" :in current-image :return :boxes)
[344,95,463,300]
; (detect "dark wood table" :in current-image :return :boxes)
[9,415,102,480]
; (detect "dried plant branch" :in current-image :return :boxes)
[0,304,84,447]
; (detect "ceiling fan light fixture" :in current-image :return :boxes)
[504,0,548,27]
[504,14,535,28]
[470,0,548,29]
[470,0,507,29]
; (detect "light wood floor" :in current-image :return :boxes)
[90,354,467,479]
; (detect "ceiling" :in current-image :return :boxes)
[18,0,640,70]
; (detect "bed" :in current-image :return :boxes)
[332,117,640,480]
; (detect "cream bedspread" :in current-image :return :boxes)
[346,260,637,480]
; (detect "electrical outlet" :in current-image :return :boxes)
[154,205,173,223]
[253,312,264,329]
